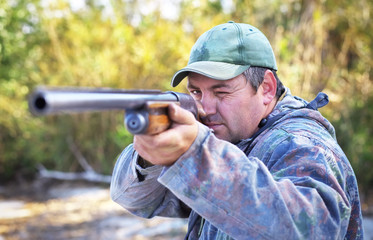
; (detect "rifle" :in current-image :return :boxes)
[28,87,198,135]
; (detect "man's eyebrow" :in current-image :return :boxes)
[187,82,231,90]
[187,82,197,89]
[210,83,231,90]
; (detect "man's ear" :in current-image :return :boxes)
[260,70,277,105]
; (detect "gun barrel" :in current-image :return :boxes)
[28,86,198,135]
[28,87,179,116]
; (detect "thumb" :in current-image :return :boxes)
[168,103,196,125]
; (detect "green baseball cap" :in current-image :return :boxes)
[171,21,277,87]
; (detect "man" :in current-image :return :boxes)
[110,21,363,239]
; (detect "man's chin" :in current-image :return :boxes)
[212,131,231,142]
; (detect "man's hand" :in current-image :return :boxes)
[133,103,199,166]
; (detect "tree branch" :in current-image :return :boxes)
[37,164,111,183]
[37,137,111,184]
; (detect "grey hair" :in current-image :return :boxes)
[242,67,285,98]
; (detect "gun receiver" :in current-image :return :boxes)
[28,87,198,135]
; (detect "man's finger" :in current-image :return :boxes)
[168,103,196,125]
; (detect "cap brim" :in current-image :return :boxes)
[171,61,250,87]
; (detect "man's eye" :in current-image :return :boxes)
[190,90,200,95]
[215,91,229,96]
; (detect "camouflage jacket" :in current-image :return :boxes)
[110,89,363,239]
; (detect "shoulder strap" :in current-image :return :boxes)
[305,92,329,110]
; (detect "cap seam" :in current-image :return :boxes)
[233,23,244,65]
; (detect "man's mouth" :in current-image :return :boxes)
[204,122,222,131]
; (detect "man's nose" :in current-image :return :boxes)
[200,95,217,116]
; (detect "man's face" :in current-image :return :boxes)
[187,72,266,143]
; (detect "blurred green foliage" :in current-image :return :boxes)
[0,0,372,195]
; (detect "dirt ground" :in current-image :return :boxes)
[0,178,372,240]
[0,179,187,240]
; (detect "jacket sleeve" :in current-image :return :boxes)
[157,123,352,239]
[110,144,190,218]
